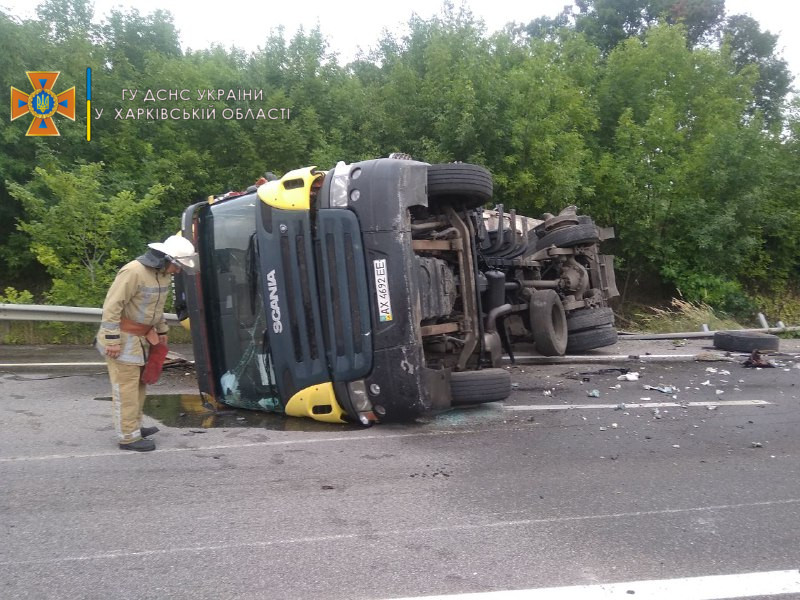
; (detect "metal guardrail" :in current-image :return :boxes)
[2,304,796,340]
[0,303,180,325]
[618,326,800,340]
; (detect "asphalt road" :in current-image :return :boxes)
[1,339,799,599]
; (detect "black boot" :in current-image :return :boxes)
[119,438,156,452]
[140,426,160,438]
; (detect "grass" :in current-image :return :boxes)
[0,321,194,345]
[619,298,745,334]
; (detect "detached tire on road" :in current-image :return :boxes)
[713,331,780,353]
[567,307,615,333]
[427,163,493,210]
[535,222,599,251]
[566,325,618,353]
[450,368,512,405]
[530,289,568,356]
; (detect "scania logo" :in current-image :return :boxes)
[266,269,283,333]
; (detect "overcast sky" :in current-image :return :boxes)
[2,0,797,84]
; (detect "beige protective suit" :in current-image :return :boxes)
[97,258,171,443]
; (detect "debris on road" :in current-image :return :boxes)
[618,372,640,381]
[579,368,630,376]
[643,385,677,394]
[743,350,775,369]
[695,352,733,362]
[714,330,781,353]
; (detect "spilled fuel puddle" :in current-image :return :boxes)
[94,394,361,432]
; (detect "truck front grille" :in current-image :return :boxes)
[315,210,372,381]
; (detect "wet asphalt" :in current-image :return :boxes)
[0,339,799,599]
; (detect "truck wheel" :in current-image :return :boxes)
[535,222,599,251]
[427,163,493,210]
[566,325,618,353]
[713,331,779,353]
[567,307,615,333]
[450,368,512,405]
[530,290,568,356]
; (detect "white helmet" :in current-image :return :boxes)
[148,235,198,273]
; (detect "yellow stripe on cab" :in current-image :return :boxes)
[257,166,322,211]
[284,382,347,423]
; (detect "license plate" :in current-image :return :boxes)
[373,259,393,322]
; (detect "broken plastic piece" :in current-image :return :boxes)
[643,385,676,394]
[617,372,640,381]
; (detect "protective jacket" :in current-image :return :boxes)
[96,253,171,365]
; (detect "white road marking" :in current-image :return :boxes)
[0,399,774,463]
[388,570,800,600]
[0,499,798,567]
[504,400,770,411]
[0,429,485,463]
[507,354,732,364]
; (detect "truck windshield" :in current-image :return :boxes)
[201,193,281,412]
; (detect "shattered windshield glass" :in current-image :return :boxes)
[202,194,281,412]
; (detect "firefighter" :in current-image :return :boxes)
[96,235,198,452]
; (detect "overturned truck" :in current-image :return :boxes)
[177,158,619,425]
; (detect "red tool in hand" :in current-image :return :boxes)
[141,343,169,384]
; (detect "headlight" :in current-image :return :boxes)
[347,379,372,412]
[330,161,351,207]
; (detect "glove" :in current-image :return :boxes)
[141,342,169,384]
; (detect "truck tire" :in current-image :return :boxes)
[450,368,512,405]
[713,331,780,353]
[535,222,599,251]
[534,215,594,239]
[530,289,568,356]
[567,307,615,333]
[427,163,493,210]
[566,325,618,353]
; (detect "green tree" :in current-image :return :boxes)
[588,24,772,311]
[8,163,166,306]
[573,0,724,51]
[35,0,96,42]
[722,14,792,128]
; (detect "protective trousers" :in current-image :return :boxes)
[106,358,146,443]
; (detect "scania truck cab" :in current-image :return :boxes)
[177,157,619,425]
